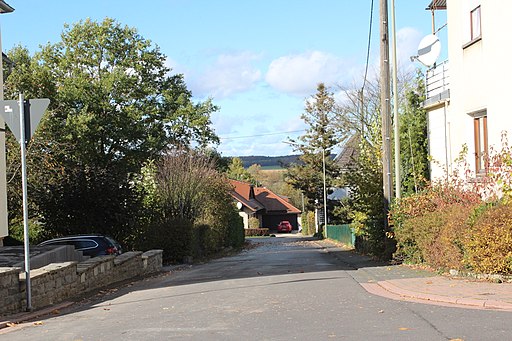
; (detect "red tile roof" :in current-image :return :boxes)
[254,187,301,214]
[229,179,301,214]
[229,180,265,212]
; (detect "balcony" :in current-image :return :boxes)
[423,60,450,107]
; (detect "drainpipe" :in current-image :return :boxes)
[444,100,449,182]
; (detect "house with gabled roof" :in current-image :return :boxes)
[424,0,512,181]
[229,179,301,231]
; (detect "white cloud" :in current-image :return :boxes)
[396,27,423,67]
[265,51,357,96]
[192,52,262,99]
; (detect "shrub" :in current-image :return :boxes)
[464,202,512,274]
[137,149,244,262]
[143,216,193,263]
[248,217,260,229]
[393,204,473,269]
[391,184,481,267]
[301,211,316,235]
[390,136,512,274]
[225,208,245,248]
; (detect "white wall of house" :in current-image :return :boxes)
[238,209,249,229]
[427,103,451,180]
[428,1,512,180]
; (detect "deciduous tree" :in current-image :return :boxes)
[4,19,219,243]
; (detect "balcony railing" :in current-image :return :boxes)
[425,60,449,99]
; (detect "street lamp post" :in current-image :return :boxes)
[0,0,14,247]
[322,148,327,235]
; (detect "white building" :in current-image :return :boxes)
[424,0,512,181]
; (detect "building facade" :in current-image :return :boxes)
[425,1,511,181]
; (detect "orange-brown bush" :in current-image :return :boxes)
[391,184,480,267]
[391,136,512,274]
[463,203,512,274]
[393,203,473,269]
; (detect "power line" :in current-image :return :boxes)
[361,0,375,93]
[219,129,305,141]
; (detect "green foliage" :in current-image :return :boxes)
[4,19,219,243]
[300,211,316,235]
[341,127,390,258]
[399,73,430,195]
[227,157,256,183]
[137,150,243,262]
[248,217,260,229]
[286,83,340,211]
[225,209,245,249]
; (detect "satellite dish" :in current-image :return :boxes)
[416,34,441,67]
[236,201,243,210]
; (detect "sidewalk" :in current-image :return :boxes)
[317,239,512,312]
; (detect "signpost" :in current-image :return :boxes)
[0,94,49,311]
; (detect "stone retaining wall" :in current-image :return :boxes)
[0,250,163,316]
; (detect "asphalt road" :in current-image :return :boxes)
[1,235,511,340]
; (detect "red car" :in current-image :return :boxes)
[277,221,292,233]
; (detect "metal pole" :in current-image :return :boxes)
[20,93,32,311]
[322,148,327,234]
[380,0,392,227]
[390,0,401,199]
[0,24,8,245]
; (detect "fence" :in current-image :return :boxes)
[325,224,355,247]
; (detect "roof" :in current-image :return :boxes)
[254,187,301,214]
[335,133,360,171]
[229,179,301,214]
[229,180,265,212]
[426,0,446,10]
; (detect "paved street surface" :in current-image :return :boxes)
[1,235,511,340]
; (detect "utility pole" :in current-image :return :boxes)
[380,0,392,227]
[391,0,401,199]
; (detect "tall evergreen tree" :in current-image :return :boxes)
[226,157,255,184]
[285,83,340,210]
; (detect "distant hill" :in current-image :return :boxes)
[238,155,301,169]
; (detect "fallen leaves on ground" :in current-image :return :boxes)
[6,322,17,327]
[33,321,43,326]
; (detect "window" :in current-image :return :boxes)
[473,113,488,174]
[470,6,481,40]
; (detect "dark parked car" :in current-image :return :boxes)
[277,221,292,233]
[39,235,122,257]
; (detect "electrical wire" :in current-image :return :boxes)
[219,129,306,141]
[361,0,375,94]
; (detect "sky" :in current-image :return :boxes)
[0,0,447,157]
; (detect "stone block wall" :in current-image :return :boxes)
[0,267,22,314]
[0,250,163,316]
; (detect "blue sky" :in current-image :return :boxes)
[0,0,446,156]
